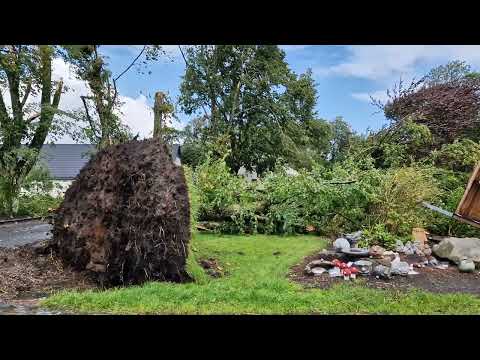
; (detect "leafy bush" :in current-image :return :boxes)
[194,157,258,233]
[190,148,475,240]
[429,139,480,172]
[15,194,62,218]
[366,166,441,236]
[359,223,399,249]
[1,163,62,218]
[424,168,480,238]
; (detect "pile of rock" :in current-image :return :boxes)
[395,239,432,257]
[305,231,480,280]
[432,237,480,273]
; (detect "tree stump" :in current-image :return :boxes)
[50,137,191,286]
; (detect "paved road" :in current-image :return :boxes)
[0,220,52,248]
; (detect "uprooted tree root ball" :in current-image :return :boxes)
[50,137,191,287]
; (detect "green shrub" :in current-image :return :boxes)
[429,139,480,172]
[359,223,399,249]
[366,166,441,236]
[194,157,258,233]
[190,152,473,239]
[15,194,62,218]
[424,168,480,237]
[1,162,62,218]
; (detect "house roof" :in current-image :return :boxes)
[39,144,96,180]
[39,143,182,180]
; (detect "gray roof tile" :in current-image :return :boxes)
[39,144,96,180]
[39,143,181,180]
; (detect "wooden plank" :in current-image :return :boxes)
[456,163,480,223]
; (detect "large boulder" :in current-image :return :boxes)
[50,137,191,287]
[433,237,480,266]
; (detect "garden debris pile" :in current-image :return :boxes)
[50,137,191,287]
[292,229,480,295]
[0,242,94,301]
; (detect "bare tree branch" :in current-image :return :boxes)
[81,95,96,135]
[25,112,40,123]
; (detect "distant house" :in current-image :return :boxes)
[38,143,182,196]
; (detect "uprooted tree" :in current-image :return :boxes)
[50,137,191,286]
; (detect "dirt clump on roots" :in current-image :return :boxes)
[49,137,191,287]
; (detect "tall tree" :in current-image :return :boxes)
[329,116,354,163]
[178,45,318,175]
[425,60,473,86]
[61,45,165,148]
[0,45,64,215]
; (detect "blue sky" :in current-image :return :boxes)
[52,45,480,142]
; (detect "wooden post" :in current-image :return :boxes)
[153,91,166,139]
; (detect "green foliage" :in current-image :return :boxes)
[329,116,356,163]
[194,156,258,233]
[183,165,200,232]
[178,45,320,175]
[15,193,62,218]
[359,118,433,169]
[423,168,480,237]
[0,45,66,217]
[425,60,473,86]
[366,166,441,236]
[1,160,62,218]
[359,223,398,249]
[190,152,442,239]
[429,139,480,172]
[0,147,40,216]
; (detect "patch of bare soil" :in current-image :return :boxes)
[199,258,225,278]
[290,252,480,295]
[0,241,95,301]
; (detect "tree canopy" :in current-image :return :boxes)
[0,45,64,215]
[178,45,320,174]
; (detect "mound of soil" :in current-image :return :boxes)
[290,252,480,295]
[199,258,225,278]
[0,242,94,301]
[50,137,191,287]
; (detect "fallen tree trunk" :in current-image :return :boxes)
[50,137,191,287]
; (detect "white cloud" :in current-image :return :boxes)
[351,90,389,104]
[280,45,312,52]
[317,45,480,82]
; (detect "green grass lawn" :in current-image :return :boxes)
[42,233,480,314]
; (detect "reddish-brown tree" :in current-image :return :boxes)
[379,77,480,144]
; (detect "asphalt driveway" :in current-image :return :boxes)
[0,220,52,248]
